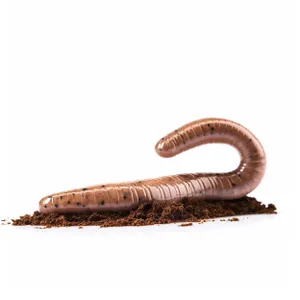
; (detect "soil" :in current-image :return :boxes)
[11,196,276,228]
[179,222,193,227]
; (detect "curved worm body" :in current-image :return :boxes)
[39,118,266,214]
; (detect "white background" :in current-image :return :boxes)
[1,0,299,298]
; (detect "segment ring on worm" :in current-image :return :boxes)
[39,118,266,214]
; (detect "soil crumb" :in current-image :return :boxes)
[12,196,276,228]
[179,222,193,227]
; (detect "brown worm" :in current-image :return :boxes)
[39,118,266,214]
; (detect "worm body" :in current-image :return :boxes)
[39,118,266,214]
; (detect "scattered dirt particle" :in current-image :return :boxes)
[179,222,193,227]
[11,196,276,228]
[198,219,209,224]
[228,217,239,222]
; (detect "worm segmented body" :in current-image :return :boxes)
[39,118,266,214]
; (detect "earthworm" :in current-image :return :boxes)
[39,118,266,214]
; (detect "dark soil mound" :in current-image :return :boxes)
[12,196,276,228]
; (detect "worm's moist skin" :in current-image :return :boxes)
[39,118,266,214]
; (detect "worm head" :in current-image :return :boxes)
[155,138,174,158]
[39,195,53,213]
